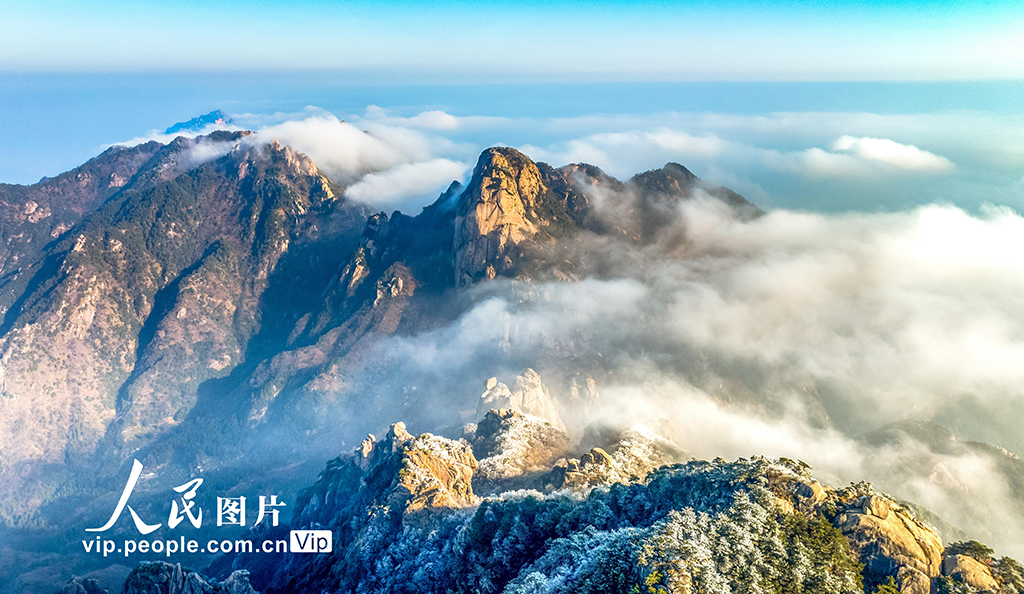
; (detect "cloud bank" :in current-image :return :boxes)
[344,195,1024,556]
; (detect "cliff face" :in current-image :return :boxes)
[454,148,544,286]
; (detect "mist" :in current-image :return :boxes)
[327,193,1024,557]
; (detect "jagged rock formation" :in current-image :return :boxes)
[475,369,565,431]
[293,421,477,532]
[121,562,256,594]
[452,147,760,288]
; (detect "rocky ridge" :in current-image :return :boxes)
[192,407,1024,594]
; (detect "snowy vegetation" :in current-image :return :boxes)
[262,457,865,593]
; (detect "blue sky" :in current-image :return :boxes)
[1,2,1022,214]
[2,0,1023,80]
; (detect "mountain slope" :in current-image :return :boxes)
[0,135,368,521]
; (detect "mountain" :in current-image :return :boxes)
[0,132,368,524]
[0,142,164,313]
[0,136,1020,594]
[164,110,233,135]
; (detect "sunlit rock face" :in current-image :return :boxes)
[454,148,542,287]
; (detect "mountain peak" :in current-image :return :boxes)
[164,109,232,135]
[453,146,546,286]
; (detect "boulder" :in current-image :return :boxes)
[896,567,931,594]
[942,554,999,592]
[794,479,827,507]
[580,447,612,468]
[837,500,943,579]
[863,494,891,520]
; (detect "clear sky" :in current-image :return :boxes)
[2,0,1023,80]
[1,2,1022,214]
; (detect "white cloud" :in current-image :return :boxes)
[362,105,511,131]
[344,158,468,209]
[832,135,955,171]
[253,114,437,182]
[104,123,241,149]
[520,129,729,178]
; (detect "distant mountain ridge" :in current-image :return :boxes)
[164,110,233,135]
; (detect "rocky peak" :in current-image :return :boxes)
[546,424,684,490]
[295,421,477,531]
[165,110,233,135]
[453,147,544,286]
[392,432,477,511]
[475,368,565,431]
[628,162,698,195]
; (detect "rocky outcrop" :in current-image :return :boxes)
[294,421,478,532]
[385,423,478,511]
[942,554,999,591]
[834,491,944,585]
[548,425,685,490]
[454,148,543,286]
[55,577,109,594]
[475,369,565,431]
[122,562,256,594]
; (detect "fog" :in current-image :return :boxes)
[341,193,1024,556]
